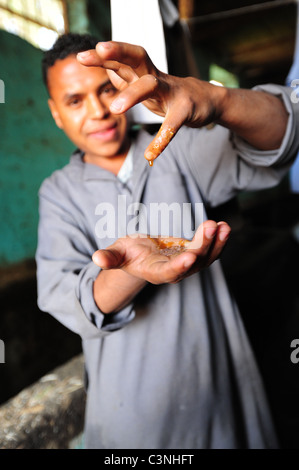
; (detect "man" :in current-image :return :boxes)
[36,33,299,449]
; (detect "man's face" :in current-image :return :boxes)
[47,55,129,165]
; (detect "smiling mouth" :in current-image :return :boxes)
[88,124,118,140]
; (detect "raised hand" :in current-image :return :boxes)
[77,41,288,162]
[77,41,222,165]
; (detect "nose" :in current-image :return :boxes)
[87,93,109,119]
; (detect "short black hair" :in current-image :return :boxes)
[42,32,100,93]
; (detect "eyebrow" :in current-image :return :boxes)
[62,79,114,103]
[98,79,113,92]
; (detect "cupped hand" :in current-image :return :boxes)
[77,41,223,164]
[92,220,231,285]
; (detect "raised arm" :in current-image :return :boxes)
[77,41,288,164]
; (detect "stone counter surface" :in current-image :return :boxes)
[0,354,86,449]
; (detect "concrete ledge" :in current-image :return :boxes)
[0,354,86,449]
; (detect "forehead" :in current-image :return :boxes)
[47,55,109,98]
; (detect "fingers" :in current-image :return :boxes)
[207,221,231,263]
[77,49,138,83]
[144,124,176,164]
[216,221,231,243]
[109,74,159,114]
[187,220,218,251]
[77,41,183,162]
[77,48,106,67]
[77,44,161,120]
[92,246,125,269]
[77,41,153,74]
[144,97,189,162]
[96,41,156,74]
[148,220,230,283]
[204,221,231,264]
[77,45,129,70]
[185,220,231,268]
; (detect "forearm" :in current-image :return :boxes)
[141,76,289,160]
[93,268,147,314]
[213,85,289,150]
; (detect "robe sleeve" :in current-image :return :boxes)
[174,84,299,208]
[36,179,136,339]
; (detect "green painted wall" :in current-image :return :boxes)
[0,30,75,265]
[0,0,111,267]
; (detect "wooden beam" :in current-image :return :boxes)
[186,0,296,26]
[178,0,194,20]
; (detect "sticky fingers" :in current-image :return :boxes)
[145,125,176,165]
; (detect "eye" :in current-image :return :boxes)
[67,96,82,107]
[101,84,117,97]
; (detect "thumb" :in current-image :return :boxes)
[92,247,124,269]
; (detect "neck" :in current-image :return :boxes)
[84,153,126,175]
[84,139,131,175]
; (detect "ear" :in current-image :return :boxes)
[48,98,63,129]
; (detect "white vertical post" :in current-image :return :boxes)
[110,0,167,123]
[0,340,5,364]
[0,79,5,103]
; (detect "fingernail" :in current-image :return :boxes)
[219,230,230,242]
[92,253,99,263]
[184,258,194,269]
[205,227,217,239]
[145,151,155,162]
[77,51,90,59]
[98,42,112,50]
[110,98,125,113]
